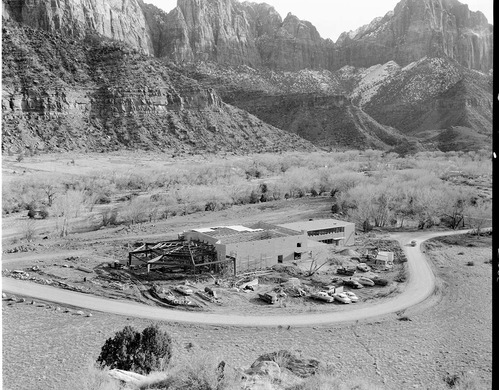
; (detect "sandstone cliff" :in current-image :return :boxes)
[3,0,492,72]
[1,23,315,154]
[155,0,492,72]
[335,0,493,72]
[2,0,154,54]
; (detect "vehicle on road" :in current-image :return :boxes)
[343,291,359,303]
[357,263,370,272]
[311,291,335,303]
[333,292,352,304]
[337,267,355,276]
[343,279,364,289]
[258,292,279,304]
[174,285,193,295]
[357,277,375,287]
[410,240,417,246]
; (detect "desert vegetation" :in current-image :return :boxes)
[84,322,487,390]
[3,150,491,240]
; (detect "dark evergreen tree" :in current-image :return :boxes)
[97,324,172,374]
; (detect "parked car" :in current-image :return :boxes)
[332,292,352,304]
[174,285,193,295]
[356,263,370,272]
[343,279,364,289]
[357,277,375,287]
[337,267,355,276]
[324,285,343,295]
[372,277,389,286]
[258,292,279,304]
[410,240,417,247]
[311,291,335,303]
[343,291,359,303]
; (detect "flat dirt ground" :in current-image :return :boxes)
[2,232,491,389]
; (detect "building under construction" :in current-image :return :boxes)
[128,222,308,275]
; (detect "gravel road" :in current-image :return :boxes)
[2,229,476,327]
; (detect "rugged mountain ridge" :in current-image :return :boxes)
[2,0,493,72]
[1,0,493,154]
[182,56,491,152]
[2,23,315,154]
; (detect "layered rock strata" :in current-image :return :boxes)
[2,23,315,153]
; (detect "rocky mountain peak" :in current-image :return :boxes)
[334,0,492,72]
[281,12,323,41]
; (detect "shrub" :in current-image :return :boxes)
[101,208,118,226]
[21,220,37,242]
[143,351,240,390]
[82,362,121,390]
[97,324,172,375]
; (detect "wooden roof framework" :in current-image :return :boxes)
[128,239,235,275]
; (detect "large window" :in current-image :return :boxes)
[308,226,345,236]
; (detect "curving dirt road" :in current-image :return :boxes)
[1,229,477,327]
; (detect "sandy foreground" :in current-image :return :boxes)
[2,233,491,389]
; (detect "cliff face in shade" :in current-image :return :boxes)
[255,12,335,71]
[334,0,493,72]
[2,0,155,54]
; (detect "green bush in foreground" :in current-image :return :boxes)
[97,324,172,375]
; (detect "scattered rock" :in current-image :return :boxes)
[86,313,92,317]
[108,369,148,386]
[246,360,281,378]
[250,350,323,379]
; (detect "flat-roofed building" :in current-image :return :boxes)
[183,222,308,273]
[279,219,355,246]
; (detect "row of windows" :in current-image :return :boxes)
[308,227,344,236]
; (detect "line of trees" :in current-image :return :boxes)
[3,150,491,238]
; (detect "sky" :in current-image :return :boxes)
[145,0,493,42]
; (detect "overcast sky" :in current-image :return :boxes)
[145,0,493,42]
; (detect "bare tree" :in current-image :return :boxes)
[306,249,331,276]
